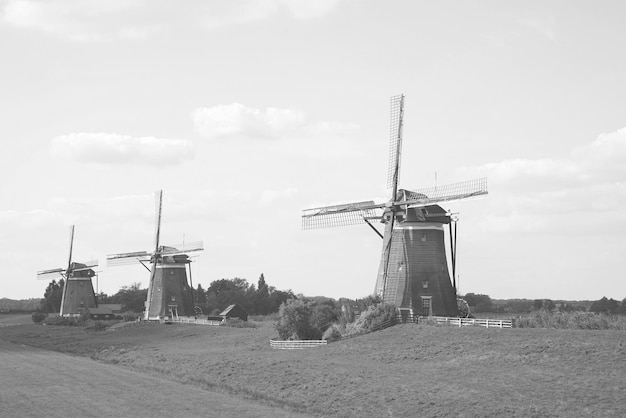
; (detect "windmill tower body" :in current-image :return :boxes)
[145,253,194,320]
[302,95,487,318]
[374,207,457,316]
[60,262,98,316]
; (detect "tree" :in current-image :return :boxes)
[207,278,251,312]
[590,297,620,315]
[463,293,493,312]
[110,283,147,313]
[195,284,207,312]
[40,279,64,313]
[252,273,271,315]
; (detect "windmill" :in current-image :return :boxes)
[106,191,203,321]
[37,225,98,316]
[302,95,487,317]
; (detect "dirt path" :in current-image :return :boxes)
[0,339,306,418]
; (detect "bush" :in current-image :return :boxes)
[322,323,344,342]
[340,303,397,338]
[223,318,257,328]
[514,311,626,330]
[121,311,138,322]
[274,299,322,340]
[31,312,47,323]
[43,315,71,326]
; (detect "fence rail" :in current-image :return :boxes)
[270,339,328,349]
[169,317,223,326]
[398,315,512,329]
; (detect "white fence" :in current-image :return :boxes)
[427,316,512,328]
[168,317,223,326]
[270,339,328,349]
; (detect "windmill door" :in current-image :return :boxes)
[420,296,432,316]
[168,305,179,319]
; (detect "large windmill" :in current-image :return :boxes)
[302,95,487,317]
[37,225,98,316]
[106,191,203,321]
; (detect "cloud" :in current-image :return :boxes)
[192,102,363,160]
[259,187,298,206]
[50,132,194,166]
[0,0,166,41]
[0,0,340,41]
[192,103,305,139]
[458,127,626,235]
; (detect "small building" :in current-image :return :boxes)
[219,304,248,321]
[98,304,123,315]
[87,307,116,320]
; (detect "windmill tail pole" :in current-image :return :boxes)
[449,221,456,292]
[188,261,195,310]
[364,217,384,239]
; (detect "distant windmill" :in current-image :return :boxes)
[302,95,487,317]
[37,225,98,316]
[106,191,203,321]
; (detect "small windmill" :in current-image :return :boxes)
[302,95,487,317]
[37,225,98,316]
[106,191,203,321]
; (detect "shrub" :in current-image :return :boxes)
[274,299,322,340]
[43,315,70,326]
[514,311,626,330]
[122,311,138,322]
[31,312,47,323]
[322,323,344,342]
[223,318,257,328]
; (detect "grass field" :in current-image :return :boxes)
[1,315,625,417]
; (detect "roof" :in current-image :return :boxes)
[99,304,123,312]
[87,307,114,315]
[219,304,248,317]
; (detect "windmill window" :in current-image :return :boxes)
[422,279,429,289]
[171,296,176,301]
[421,233,427,242]
[397,261,404,272]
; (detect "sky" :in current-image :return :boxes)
[1,0,625,302]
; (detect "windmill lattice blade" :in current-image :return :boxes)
[106,251,150,266]
[36,268,64,279]
[79,259,98,268]
[400,177,488,207]
[67,225,75,272]
[154,190,163,253]
[302,201,383,229]
[162,241,204,254]
[107,256,151,266]
[387,94,405,191]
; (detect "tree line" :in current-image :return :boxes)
[39,273,295,316]
[463,293,626,315]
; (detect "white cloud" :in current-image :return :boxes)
[259,187,298,206]
[192,102,359,141]
[192,103,304,139]
[0,0,340,41]
[50,132,194,166]
[458,127,626,235]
